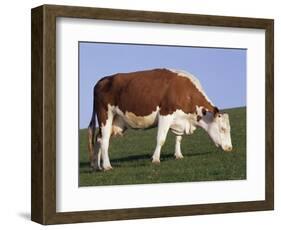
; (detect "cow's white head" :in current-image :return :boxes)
[197,107,232,152]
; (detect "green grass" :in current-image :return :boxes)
[79,107,246,186]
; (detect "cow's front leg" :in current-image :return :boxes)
[100,113,114,171]
[174,135,184,159]
[152,114,174,164]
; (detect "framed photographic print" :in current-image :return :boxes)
[31,4,274,224]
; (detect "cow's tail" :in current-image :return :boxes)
[87,95,96,167]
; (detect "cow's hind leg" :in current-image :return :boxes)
[92,130,102,171]
[174,135,184,159]
[152,114,174,164]
[100,109,114,171]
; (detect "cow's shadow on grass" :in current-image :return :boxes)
[80,151,213,172]
[111,151,213,163]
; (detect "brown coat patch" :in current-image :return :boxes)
[92,68,217,126]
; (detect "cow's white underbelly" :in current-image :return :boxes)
[110,105,197,136]
[114,106,159,129]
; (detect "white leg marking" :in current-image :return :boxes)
[152,115,174,164]
[101,110,114,171]
[174,135,184,159]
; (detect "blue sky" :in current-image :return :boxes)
[79,42,246,128]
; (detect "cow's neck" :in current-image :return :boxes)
[190,86,217,115]
[196,113,213,131]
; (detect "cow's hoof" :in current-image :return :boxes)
[152,159,160,164]
[175,154,184,160]
[103,166,113,171]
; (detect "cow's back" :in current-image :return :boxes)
[94,68,214,124]
[97,69,191,114]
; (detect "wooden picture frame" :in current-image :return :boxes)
[31,4,274,225]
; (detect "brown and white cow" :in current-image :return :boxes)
[88,68,232,171]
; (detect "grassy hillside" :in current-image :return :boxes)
[79,107,246,186]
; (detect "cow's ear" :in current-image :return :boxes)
[213,107,219,117]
